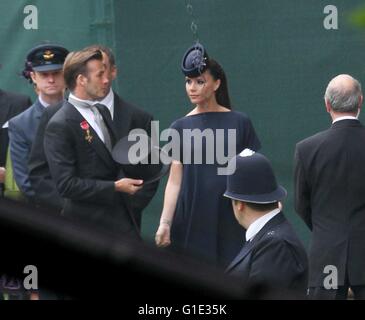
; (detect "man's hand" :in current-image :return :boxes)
[115,178,143,195]
[0,167,5,183]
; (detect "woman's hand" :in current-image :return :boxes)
[155,221,171,247]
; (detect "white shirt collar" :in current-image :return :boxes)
[68,93,94,105]
[38,94,50,108]
[332,115,358,124]
[68,89,114,119]
[245,208,281,242]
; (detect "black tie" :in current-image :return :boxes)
[94,103,117,148]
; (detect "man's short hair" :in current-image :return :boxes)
[325,77,362,113]
[83,45,116,67]
[63,48,103,91]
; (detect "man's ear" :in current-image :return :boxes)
[325,99,331,113]
[77,74,86,87]
[236,200,245,212]
[111,66,117,81]
[30,72,37,84]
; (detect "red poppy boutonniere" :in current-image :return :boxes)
[80,120,93,143]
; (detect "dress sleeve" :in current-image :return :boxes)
[243,116,261,151]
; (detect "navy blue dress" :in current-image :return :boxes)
[169,111,261,268]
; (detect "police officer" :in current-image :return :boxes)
[224,149,308,297]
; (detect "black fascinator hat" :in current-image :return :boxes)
[181,42,209,77]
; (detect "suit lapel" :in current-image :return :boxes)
[65,102,116,168]
[226,212,286,272]
[226,239,255,272]
[34,99,45,120]
[87,125,116,167]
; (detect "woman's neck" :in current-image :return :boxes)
[186,96,230,116]
[195,97,221,113]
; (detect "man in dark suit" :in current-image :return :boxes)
[28,100,64,210]
[44,47,144,238]
[0,89,31,196]
[294,74,365,299]
[224,149,308,297]
[8,44,68,200]
[29,45,158,226]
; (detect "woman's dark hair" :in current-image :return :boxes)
[207,59,231,109]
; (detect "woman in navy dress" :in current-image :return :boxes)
[155,43,261,268]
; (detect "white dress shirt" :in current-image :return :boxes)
[245,208,281,242]
[68,93,112,143]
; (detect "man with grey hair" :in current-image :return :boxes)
[294,74,365,299]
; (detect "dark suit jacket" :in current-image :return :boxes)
[8,99,44,198]
[28,101,64,210]
[294,119,365,287]
[111,93,159,229]
[0,89,32,167]
[44,101,140,237]
[226,213,308,296]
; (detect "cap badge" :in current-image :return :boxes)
[43,50,54,60]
